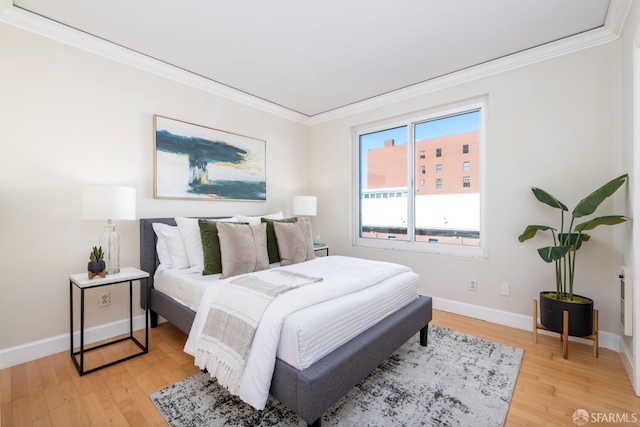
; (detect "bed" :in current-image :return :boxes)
[140,217,433,426]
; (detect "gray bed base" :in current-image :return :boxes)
[140,218,433,426]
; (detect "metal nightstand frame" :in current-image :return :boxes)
[69,268,149,376]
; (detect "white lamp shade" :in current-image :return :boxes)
[82,185,136,220]
[292,196,317,216]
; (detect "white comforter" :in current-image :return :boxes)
[184,255,415,410]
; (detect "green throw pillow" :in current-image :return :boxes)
[261,217,298,263]
[199,219,234,275]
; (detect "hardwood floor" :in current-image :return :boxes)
[1,309,639,426]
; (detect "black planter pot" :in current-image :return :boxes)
[88,261,106,274]
[539,291,594,337]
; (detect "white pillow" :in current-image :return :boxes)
[175,217,237,272]
[158,226,190,269]
[233,211,284,226]
[152,223,173,267]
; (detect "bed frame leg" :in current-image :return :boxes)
[420,324,429,346]
[150,310,158,328]
[308,417,321,427]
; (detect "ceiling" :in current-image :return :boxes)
[10,0,614,118]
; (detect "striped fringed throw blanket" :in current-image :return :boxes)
[194,269,322,395]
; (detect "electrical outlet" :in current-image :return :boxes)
[500,282,510,296]
[468,279,477,291]
[99,292,110,307]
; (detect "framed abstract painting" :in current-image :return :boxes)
[153,115,266,201]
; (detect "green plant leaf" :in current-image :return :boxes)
[518,225,555,242]
[558,233,584,251]
[573,174,628,218]
[574,215,629,232]
[537,245,571,263]
[531,187,568,211]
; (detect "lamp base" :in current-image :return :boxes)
[99,221,120,275]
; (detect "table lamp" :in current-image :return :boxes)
[292,195,321,244]
[292,195,317,217]
[82,185,136,274]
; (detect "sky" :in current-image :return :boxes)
[359,110,480,189]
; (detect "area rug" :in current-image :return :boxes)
[150,324,524,426]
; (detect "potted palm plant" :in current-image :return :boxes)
[518,174,628,337]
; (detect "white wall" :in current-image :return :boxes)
[0,22,309,352]
[618,0,640,393]
[309,42,628,335]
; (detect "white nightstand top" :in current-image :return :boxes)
[70,267,149,288]
[313,243,328,250]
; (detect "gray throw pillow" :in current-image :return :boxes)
[273,217,316,266]
[261,217,298,263]
[217,222,270,279]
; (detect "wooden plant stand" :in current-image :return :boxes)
[88,270,106,279]
[533,299,599,359]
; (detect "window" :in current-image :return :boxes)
[355,98,485,257]
[463,144,469,154]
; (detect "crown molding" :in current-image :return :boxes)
[309,0,633,125]
[1,1,631,127]
[606,0,633,35]
[0,4,311,125]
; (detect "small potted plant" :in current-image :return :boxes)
[518,174,629,337]
[88,246,106,279]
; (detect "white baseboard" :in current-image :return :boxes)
[432,297,621,352]
[0,315,147,370]
[619,338,635,392]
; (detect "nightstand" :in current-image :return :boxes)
[313,243,329,256]
[69,267,150,375]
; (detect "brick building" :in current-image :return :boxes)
[367,130,480,193]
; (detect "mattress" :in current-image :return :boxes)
[153,266,221,312]
[154,263,281,311]
[156,260,419,369]
[277,270,418,369]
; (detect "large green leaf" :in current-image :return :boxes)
[537,245,571,263]
[573,174,628,218]
[531,187,568,211]
[558,233,584,251]
[575,215,629,232]
[518,225,555,242]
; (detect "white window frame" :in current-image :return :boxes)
[352,97,488,258]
